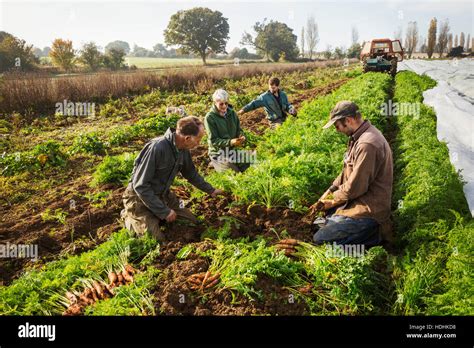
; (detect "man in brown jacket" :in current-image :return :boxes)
[311,101,393,247]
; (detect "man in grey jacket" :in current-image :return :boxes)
[121,116,223,241]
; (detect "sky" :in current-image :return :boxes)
[0,0,472,53]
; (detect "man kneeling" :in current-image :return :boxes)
[311,101,393,247]
[121,116,223,241]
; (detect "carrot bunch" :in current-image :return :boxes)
[187,271,220,292]
[274,238,300,257]
[63,264,137,316]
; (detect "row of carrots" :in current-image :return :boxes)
[63,264,136,315]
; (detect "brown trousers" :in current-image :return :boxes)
[120,184,197,241]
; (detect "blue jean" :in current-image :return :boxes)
[313,214,381,247]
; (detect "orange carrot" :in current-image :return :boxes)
[89,287,99,302]
[204,278,220,289]
[92,281,106,299]
[108,271,117,284]
[122,269,134,283]
[125,264,136,275]
[278,239,299,246]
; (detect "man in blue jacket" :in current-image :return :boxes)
[238,77,296,128]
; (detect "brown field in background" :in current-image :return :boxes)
[0,60,353,116]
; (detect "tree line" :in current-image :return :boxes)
[398,18,472,58]
[1,7,472,73]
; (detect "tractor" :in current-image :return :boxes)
[360,38,404,77]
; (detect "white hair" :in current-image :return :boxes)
[212,89,229,102]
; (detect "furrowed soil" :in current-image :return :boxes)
[0,76,349,285]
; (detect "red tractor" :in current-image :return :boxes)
[360,38,404,77]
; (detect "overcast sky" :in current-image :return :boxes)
[0,0,472,52]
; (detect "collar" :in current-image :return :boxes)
[164,128,180,154]
[212,104,227,118]
[350,120,371,142]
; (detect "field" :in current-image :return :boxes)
[40,56,262,69]
[0,62,472,316]
[124,57,262,69]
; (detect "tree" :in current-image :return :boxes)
[164,7,229,65]
[332,47,346,59]
[306,16,319,59]
[300,26,305,58]
[460,32,465,49]
[427,18,437,59]
[448,33,453,52]
[405,21,419,58]
[105,40,130,55]
[437,19,450,58]
[229,47,261,60]
[32,47,43,58]
[351,25,359,45]
[454,34,458,47]
[49,39,75,71]
[153,43,168,57]
[241,20,299,62]
[467,34,471,52]
[322,45,332,60]
[103,48,125,70]
[130,44,154,57]
[78,42,103,71]
[0,33,38,72]
[346,43,361,58]
[419,37,427,53]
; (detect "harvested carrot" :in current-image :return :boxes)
[63,303,82,316]
[117,273,124,284]
[189,273,206,280]
[108,271,118,284]
[204,278,220,289]
[122,269,134,283]
[276,246,296,253]
[187,277,202,286]
[125,264,136,275]
[79,293,93,305]
[65,291,77,304]
[92,281,106,299]
[105,284,115,295]
[276,243,296,248]
[206,272,220,282]
[89,287,99,302]
[278,238,299,246]
[200,271,211,290]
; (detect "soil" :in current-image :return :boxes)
[151,241,309,315]
[0,76,351,286]
[0,179,123,285]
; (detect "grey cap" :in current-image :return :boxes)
[323,100,361,129]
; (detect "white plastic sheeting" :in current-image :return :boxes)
[398,59,474,216]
